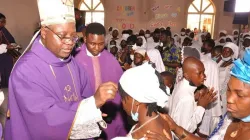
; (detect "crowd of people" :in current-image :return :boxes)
[1,0,250,139]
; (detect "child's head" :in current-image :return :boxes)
[194,84,208,101]
[110,46,118,55]
[160,71,175,89]
[110,40,117,46]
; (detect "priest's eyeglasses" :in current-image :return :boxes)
[45,26,79,44]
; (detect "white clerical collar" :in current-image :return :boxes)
[86,48,101,57]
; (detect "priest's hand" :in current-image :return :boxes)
[94,82,118,108]
[197,87,217,108]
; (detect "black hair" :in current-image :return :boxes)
[118,63,168,117]
[128,29,133,35]
[74,8,80,11]
[110,40,117,45]
[122,30,129,34]
[0,13,6,19]
[127,35,137,44]
[154,29,161,34]
[162,30,172,37]
[181,28,186,31]
[160,71,175,85]
[194,84,208,94]
[183,37,192,42]
[213,45,223,53]
[85,22,106,36]
[204,39,215,49]
[108,27,113,32]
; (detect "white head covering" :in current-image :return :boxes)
[219,30,227,35]
[112,28,119,33]
[121,34,130,41]
[135,48,146,57]
[232,29,239,35]
[223,42,239,59]
[119,62,169,107]
[226,35,234,42]
[245,36,250,40]
[243,32,250,38]
[37,0,75,26]
[147,49,165,73]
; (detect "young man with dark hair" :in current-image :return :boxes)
[146,29,161,49]
[201,39,215,57]
[74,22,127,140]
[161,30,181,75]
[211,45,223,63]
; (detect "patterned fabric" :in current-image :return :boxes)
[209,113,230,139]
[162,44,181,75]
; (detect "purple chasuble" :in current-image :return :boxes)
[4,36,93,140]
[75,44,127,139]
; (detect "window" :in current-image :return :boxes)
[187,0,215,35]
[79,0,104,25]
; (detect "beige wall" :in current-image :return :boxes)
[0,0,39,50]
[75,0,244,39]
[1,0,248,50]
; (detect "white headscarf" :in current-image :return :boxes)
[223,42,239,59]
[119,62,169,107]
[135,48,146,57]
[121,34,130,41]
[245,36,250,40]
[216,36,227,46]
[226,35,234,42]
[232,29,239,35]
[147,49,165,73]
[219,30,227,35]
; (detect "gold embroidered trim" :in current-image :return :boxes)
[49,65,56,78]
[67,100,82,139]
[67,64,79,101]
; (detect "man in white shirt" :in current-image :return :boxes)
[146,29,161,49]
[199,39,222,135]
[169,57,216,133]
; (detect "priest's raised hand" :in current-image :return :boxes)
[94,82,118,108]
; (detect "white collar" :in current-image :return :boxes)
[182,78,197,94]
[86,48,101,57]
